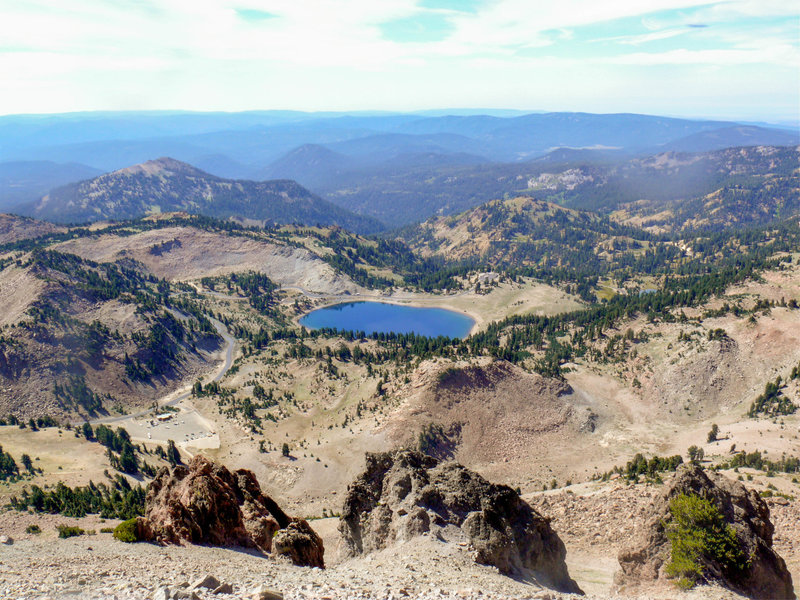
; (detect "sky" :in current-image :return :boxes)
[1,0,798,121]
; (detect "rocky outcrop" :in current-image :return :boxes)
[137,455,324,568]
[273,520,325,570]
[615,464,794,599]
[339,450,582,594]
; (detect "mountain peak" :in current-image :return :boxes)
[116,157,205,177]
[26,158,384,233]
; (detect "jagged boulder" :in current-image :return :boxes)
[137,455,324,567]
[339,450,582,594]
[615,464,794,599]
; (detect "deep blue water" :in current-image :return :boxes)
[299,301,475,338]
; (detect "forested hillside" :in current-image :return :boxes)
[23,158,383,233]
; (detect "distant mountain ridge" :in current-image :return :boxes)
[319,144,799,228]
[255,144,358,189]
[660,125,800,153]
[1,111,796,231]
[0,160,103,210]
[23,157,384,232]
[2,110,795,177]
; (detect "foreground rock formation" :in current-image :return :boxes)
[136,455,324,568]
[339,450,582,594]
[616,464,794,599]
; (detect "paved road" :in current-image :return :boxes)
[89,314,235,425]
[88,283,467,426]
[209,315,235,383]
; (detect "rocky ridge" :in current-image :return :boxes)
[338,450,582,594]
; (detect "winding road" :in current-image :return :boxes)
[90,314,235,425]
[91,283,469,427]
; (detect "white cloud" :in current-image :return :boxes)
[0,0,797,117]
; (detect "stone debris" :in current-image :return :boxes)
[0,467,795,600]
[251,585,284,600]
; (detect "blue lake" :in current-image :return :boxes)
[299,301,475,338]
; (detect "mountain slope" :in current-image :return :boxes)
[398,195,651,287]
[0,242,222,419]
[662,126,800,153]
[322,145,798,229]
[557,145,800,230]
[254,144,357,188]
[25,157,384,232]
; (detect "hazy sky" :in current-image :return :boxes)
[2,0,798,121]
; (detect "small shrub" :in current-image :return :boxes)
[99,527,114,533]
[665,493,749,589]
[57,524,85,539]
[25,524,41,534]
[113,518,139,543]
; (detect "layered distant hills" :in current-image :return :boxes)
[0,110,797,230]
[320,144,799,228]
[1,110,795,177]
[22,157,383,233]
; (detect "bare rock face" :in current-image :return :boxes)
[137,455,324,568]
[616,464,794,599]
[339,450,582,594]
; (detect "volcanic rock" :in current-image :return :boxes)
[137,455,324,567]
[273,519,325,569]
[339,450,582,594]
[615,464,794,599]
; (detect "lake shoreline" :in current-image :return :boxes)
[298,298,477,339]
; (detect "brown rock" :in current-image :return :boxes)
[251,585,283,600]
[339,450,582,594]
[615,464,794,599]
[272,518,325,569]
[212,583,234,594]
[137,455,323,567]
[190,575,220,590]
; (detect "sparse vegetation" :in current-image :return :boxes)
[598,453,683,483]
[748,377,797,417]
[112,518,140,543]
[56,524,85,539]
[0,444,19,481]
[9,476,145,519]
